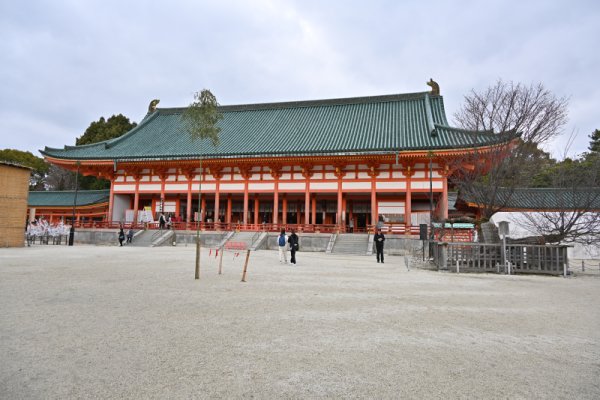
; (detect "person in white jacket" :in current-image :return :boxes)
[277,229,288,264]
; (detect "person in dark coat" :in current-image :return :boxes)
[127,228,134,244]
[374,227,385,263]
[118,228,125,246]
[288,229,299,265]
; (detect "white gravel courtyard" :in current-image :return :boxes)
[1,245,599,399]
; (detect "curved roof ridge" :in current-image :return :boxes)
[42,112,160,155]
[104,111,160,149]
[156,91,435,115]
[434,124,519,140]
[29,189,110,194]
[433,123,494,135]
[43,141,104,153]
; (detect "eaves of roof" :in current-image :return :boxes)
[41,92,514,162]
[28,190,110,207]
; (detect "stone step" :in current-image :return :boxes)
[332,234,369,254]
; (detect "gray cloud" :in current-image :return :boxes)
[1,0,598,157]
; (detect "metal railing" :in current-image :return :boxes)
[431,241,570,275]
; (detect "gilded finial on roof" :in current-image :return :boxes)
[148,99,160,113]
[426,79,440,95]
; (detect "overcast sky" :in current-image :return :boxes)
[1,0,598,159]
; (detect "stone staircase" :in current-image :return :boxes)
[129,229,174,247]
[225,231,258,249]
[128,230,155,247]
[331,233,369,255]
[480,222,501,243]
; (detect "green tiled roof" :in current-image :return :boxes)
[463,188,600,211]
[42,92,512,161]
[28,190,109,207]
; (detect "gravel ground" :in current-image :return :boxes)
[1,245,599,399]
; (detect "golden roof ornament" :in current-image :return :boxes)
[426,79,440,95]
[148,99,160,113]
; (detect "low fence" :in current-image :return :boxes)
[431,241,570,276]
[26,233,69,246]
[567,259,600,275]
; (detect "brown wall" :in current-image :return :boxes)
[0,164,30,247]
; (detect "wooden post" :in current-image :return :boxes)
[218,246,224,275]
[241,249,251,282]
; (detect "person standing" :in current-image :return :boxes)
[288,229,299,265]
[118,227,125,247]
[127,228,134,244]
[374,227,385,263]
[348,218,354,233]
[159,213,166,230]
[278,229,288,264]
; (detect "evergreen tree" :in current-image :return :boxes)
[75,114,137,145]
[0,149,48,190]
[45,114,136,190]
[589,129,600,153]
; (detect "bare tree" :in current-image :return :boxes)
[450,80,569,221]
[517,134,600,245]
[454,80,568,143]
[45,164,76,190]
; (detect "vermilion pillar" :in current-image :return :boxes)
[226,194,232,224]
[311,194,316,225]
[107,178,115,223]
[273,178,279,224]
[282,194,287,224]
[342,195,346,226]
[243,186,249,225]
[214,180,220,223]
[441,177,448,219]
[254,195,259,226]
[133,178,140,224]
[337,178,343,226]
[160,176,166,209]
[304,186,310,225]
[370,179,377,225]
[405,189,412,231]
[186,178,192,222]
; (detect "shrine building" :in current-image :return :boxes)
[41,83,512,233]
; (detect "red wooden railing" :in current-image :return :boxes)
[70,220,469,237]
